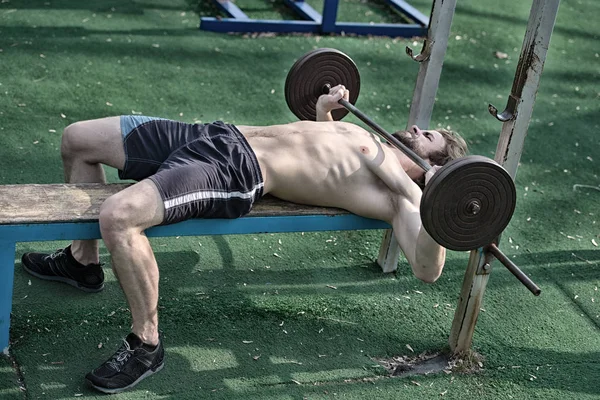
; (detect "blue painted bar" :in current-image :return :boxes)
[0,240,16,352]
[335,22,426,37]
[321,0,339,33]
[386,0,429,26]
[284,0,322,23]
[200,18,321,33]
[0,214,390,243]
[200,0,429,38]
[213,0,249,19]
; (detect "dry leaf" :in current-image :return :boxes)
[326,285,337,290]
[592,239,598,247]
[242,340,253,344]
[406,344,414,352]
[494,51,508,59]
[98,342,103,349]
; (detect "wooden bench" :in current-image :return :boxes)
[0,183,390,353]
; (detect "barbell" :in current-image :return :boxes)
[284,48,540,296]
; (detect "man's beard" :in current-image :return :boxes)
[391,132,427,159]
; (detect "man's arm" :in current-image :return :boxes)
[316,84,349,122]
[365,151,446,282]
[392,198,446,283]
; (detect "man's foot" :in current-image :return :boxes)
[21,246,104,293]
[85,333,165,394]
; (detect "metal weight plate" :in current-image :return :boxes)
[285,48,361,121]
[420,155,517,251]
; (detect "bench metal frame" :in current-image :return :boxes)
[200,0,428,37]
[0,200,388,353]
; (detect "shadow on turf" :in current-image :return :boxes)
[0,0,187,13]
[10,245,600,397]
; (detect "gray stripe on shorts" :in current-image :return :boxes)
[163,182,265,210]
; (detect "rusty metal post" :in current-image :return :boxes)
[449,0,560,354]
[377,0,458,273]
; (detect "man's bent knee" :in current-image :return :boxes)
[61,122,89,160]
[61,117,125,169]
[99,182,165,247]
[99,197,141,248]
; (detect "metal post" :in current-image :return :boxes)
[0,240,16,353]
[321,0,339,33]
[377,0,458,273]
[449,0,560,354]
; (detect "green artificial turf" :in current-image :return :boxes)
[0,0,599,398]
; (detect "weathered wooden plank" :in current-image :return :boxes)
[0,184,348,225]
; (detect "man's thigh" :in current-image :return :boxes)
[65,116,125,170]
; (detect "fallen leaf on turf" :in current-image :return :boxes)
[242,340,253,344]
[406,344,414,352]
[494,51,508,59]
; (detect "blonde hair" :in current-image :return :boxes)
[428,128,468,166]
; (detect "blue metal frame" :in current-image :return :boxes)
[200,0,428,37]
[0,214,389,351]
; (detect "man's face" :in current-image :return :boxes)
[392,125,446,161]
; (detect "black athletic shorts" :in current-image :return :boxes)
[119,116,264,225]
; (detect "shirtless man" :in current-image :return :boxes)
[21,85,467,393]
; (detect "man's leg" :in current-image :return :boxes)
[98,179,164,345]
[21,117,126,292]
[61,117,125,264]
[86,179,165,394]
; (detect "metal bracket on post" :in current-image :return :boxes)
[406,39,434,62]
[489,94,519,122]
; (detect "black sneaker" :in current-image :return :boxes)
[21,245,104,293]
[85,333,165,394]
